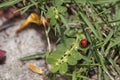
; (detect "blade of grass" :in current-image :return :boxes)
[98,51,114,79]
[108,58,120,75]
[92,4,111,27]
[98,65,102,80]
[30,0,38,8]
[0,0,22,8]
[79,53,92,62]
[89,0,119,4]
[73,0,101,42]
[74,0,119,4]
[89,2,103,40]
[104,72,110,80]
[16,2,40,14]
[79,12,100,39]
[65,73,89,79]
[105,37,120,56]
[110,37,120,47]
[59,14,70,33]
[55,23,62,36]
[77,75,89,79]
[72,71,77,80]
[20,53,45,61]
[102,30,113,47]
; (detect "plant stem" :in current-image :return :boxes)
[44,26,51,52]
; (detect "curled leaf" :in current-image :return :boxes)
[0,49,6,60]
[28,63,43,75]
[0,49,6,64]
[16,12,50,33]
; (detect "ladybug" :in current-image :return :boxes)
[80,39,88,48]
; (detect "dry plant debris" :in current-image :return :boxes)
[28,63,43,75]
[16,13,50,33]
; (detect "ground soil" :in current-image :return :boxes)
[0,20,48,80]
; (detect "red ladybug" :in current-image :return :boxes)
[80,39,88,48]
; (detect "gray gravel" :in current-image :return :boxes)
[0,20,48,80]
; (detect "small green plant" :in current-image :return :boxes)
[1,0,120,80]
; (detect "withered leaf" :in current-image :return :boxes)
[28,63,43,75]
[16,13,50,33]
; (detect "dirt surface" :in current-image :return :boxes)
[0,20,48,80]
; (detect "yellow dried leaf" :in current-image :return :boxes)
[41,16,50,27]
[28,63,43,75]
[16,12,50,33]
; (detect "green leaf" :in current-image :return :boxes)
[57,6,67,13]
[46,7,57,26]
[57,43,67,52]
[54,0,64,6]
[65,29,78,37]
[46,7,55,18]
[63,38,75,48]
[57,38,75,50]
[46,51,64,65]
[68,55,77,65]
[51,65,60,73]
[59,62,68,75]
[46,55,57,65]
[68,50,81,65]
[46,38,75,65]
[72,50,81,60]
[50,17,57,26]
